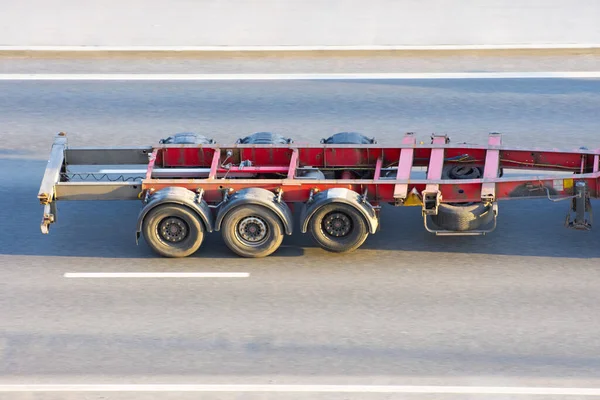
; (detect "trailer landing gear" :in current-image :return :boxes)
[565,181,593,231]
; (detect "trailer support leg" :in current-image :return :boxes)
[566,181,592,230]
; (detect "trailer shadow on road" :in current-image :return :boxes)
[1,158,599,260]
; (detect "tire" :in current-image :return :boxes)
[320,132,376,144]
[431,164,493,231]
[221,205,284,258]
[142,204,205,257]
[430,203,494,231]
[441,164,483,180]
[309,203,369,253]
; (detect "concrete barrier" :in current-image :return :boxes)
[2,0,599,49]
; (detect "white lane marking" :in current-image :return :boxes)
[1,72,600,81]
[1,44,600,51]
[1,384,600,394]
[63,272,249,278]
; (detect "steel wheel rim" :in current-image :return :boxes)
[236,216,269,246]
[322,212,352,237]
[158,217,189,243]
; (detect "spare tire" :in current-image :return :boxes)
[320,132,376,144]
[430,164,494,231]
[159,132,216,144]
[442,164,483,181]
[431,203,494,231]
[236,132,293,144]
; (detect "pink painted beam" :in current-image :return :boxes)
[594,154,599,173]
[208,150,220,179]
[393,133,416,200]
[424,135,448,194]
[374,157,383,180]
[145,149,158,180]
[287,148,299,179]
[481,133,502,200]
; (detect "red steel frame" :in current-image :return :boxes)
[140,132,600,206]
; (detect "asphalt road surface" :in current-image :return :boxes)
[1,70,600,399]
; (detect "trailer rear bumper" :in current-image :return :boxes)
[38,133,67,233]
[37,132,147,233]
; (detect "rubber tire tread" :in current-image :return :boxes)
[441,165,483,180]
[309,203,369,253]
[221,205,284,258]
[430,203,494,231]
[142,204,205,258]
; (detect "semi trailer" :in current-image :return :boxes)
[38,131,598,258]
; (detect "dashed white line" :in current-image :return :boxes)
[1,72,600,81]
[1,384,600,395]
[63,272,249,278]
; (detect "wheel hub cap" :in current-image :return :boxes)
[237,216,268,245]
[323,212,352,237]
[159,217,188,243]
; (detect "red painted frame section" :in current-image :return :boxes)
[142,134,600,204]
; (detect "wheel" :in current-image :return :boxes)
[309,203,369,253]
[431,203,494,231]
[221,205,284,258]
[142,204,205,257]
